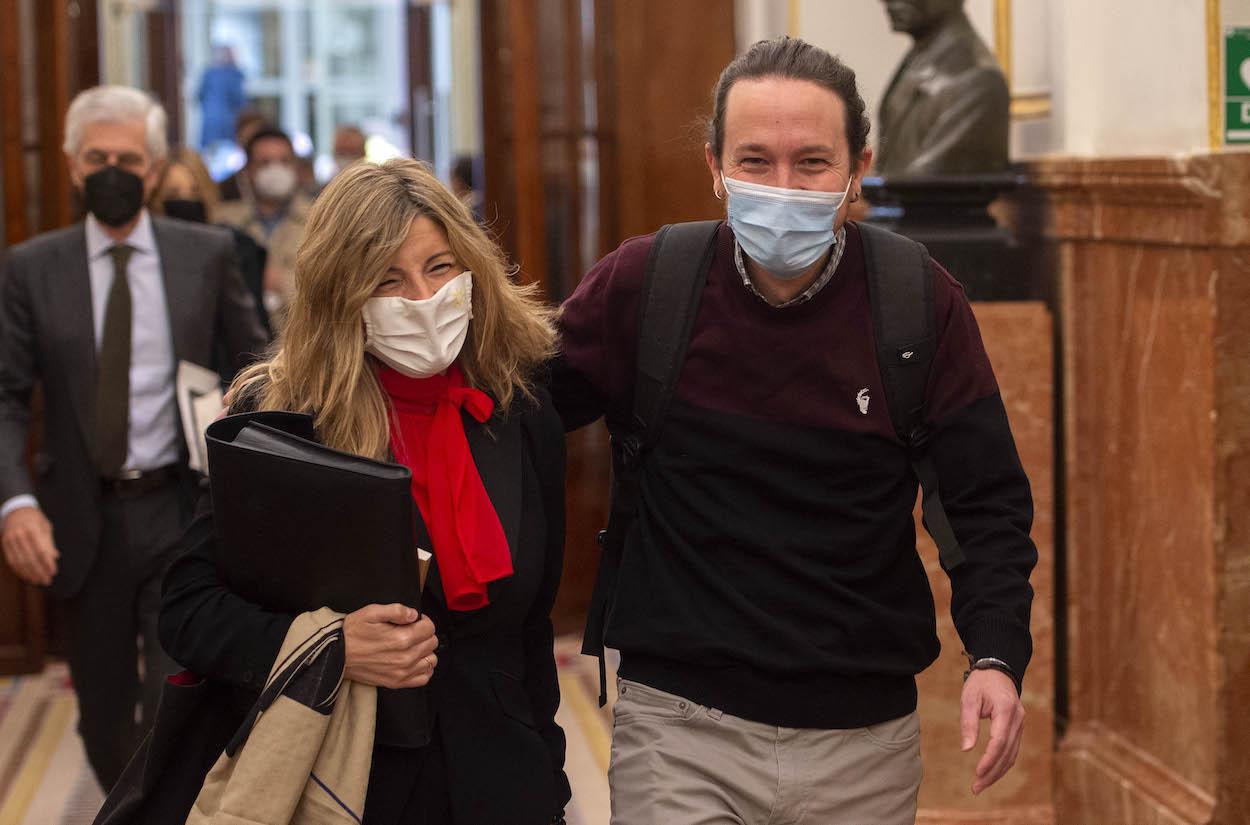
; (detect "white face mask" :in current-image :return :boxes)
[722,174,851,279]
[362,270,473,378]
[253,162,298,200]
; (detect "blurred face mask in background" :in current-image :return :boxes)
[162,198,207,224]
[83,165,146,227]
[253,162,298,201]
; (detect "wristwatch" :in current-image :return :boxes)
[962,650,1019,690]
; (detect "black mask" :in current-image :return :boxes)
[82,165,145,227]
[162,198,208,224]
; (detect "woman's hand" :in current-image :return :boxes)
[342,603,438,689]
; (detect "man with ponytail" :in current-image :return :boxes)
[555,36,1036,824]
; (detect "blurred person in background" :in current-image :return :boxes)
[216,126,312,327]
[296,152,321,199]
[0,86,267,791]
[217,108,269,201]
[152,146,219,225]
[196,44,246,151]
[332,123,368,177]
[153,147,271,339]
[450,155,483,224]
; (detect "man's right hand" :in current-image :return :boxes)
[1,506,59,587]
[342,603,438,690]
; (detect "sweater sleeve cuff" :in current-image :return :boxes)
[958,615,1033,691]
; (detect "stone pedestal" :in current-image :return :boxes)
[1006,154,1250,825]
[863,173,1043,301]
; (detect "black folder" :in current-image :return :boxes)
[205,411,422,615]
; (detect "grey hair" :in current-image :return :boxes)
[62,86,169,161]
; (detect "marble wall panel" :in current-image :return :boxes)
[915,301,1056,824]
[1210,244,1250,825]
[1016,153,1250,825]
[1063,241,1219,783]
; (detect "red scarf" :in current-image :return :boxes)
[378,364,512,611]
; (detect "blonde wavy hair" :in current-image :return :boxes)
[231,158,557,459]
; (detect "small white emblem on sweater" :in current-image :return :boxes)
[856,388,870,415]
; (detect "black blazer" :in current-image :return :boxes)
[0,217,268,598]
[158,385,571,824]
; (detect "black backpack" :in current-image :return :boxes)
[581,220,964,704]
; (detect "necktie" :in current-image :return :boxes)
[94,244,133,477]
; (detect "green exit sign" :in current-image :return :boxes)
[1227,28,1250,143]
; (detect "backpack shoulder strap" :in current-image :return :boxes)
[631,220,723,447]
[582,220,721,703]
[859,222,965,570]
[859,221,934,441]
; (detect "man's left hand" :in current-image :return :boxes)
[959,668,1024,795]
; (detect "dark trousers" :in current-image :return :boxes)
[64,482,184,791]
[364,729,452,825]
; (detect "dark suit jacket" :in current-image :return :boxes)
[876,14,1010,176]
[217,171,245,202]
[0,216,268,599]
[158,386,572,824]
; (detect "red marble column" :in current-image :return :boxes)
[1026,154,1250,825]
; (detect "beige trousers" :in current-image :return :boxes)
[608,678,922,825]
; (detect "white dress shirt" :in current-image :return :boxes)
[1,210,180,521]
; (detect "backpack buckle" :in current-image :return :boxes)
[617,433,643,469]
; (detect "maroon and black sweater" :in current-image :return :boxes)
[552,221,1037,729]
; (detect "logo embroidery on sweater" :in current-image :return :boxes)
[856,388,870,415]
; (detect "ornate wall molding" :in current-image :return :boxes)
[1059,723,1216,824]
[917,805,1054,825]
[1012,154,1250,248]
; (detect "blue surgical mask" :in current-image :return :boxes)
[722,174,851,279]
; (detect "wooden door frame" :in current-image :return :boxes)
[147,1,184,145]
[406,3,434,164]
[479,0,549,291]
[0,0,100,675]
[0,0,42,675]
[36,0,75,231]
[0,0,29,246]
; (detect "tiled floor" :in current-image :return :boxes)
[0,663,103,825]
[0,639,616,825]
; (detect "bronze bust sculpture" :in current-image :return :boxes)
[876,0,1010,176]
